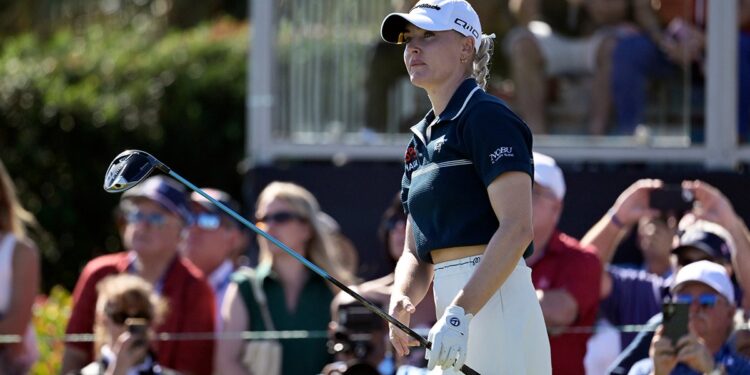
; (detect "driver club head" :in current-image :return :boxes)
[103,150,165,193]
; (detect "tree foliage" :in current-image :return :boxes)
[0,17,248,290]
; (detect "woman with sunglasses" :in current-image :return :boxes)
[0,158,40,375]
[217,182,356,375]
[72,273,178,375]
[380,0,550,373]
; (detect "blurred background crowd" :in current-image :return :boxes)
[1,0,750,374]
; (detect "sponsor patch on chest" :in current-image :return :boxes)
[433,135,447,153]
[489,147,514,164]
[405,146,419,172]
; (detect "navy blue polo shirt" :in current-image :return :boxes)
[401,79,534,263]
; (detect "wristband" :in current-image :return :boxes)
[608,209,625,229]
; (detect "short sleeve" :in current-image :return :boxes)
[460,101,533,186]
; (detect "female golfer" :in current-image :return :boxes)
[380,1,551,373]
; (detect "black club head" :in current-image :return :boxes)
[103,150,162,193]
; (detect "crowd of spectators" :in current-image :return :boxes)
[2,149,750,375]
[366,0,749,138]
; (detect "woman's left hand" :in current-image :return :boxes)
[426,305,472,371]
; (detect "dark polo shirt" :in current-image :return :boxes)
[232,264,333,375]
[400,78,534,263]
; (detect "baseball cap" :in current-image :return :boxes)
[532,152,565,201]
[121,175,192,223]
[672,260,735,304]
[672,221,734,263]
[380,0,482,52]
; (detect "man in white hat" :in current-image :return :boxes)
[527,152,603,375]
[629,260,750,375]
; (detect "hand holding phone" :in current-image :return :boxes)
[650,185,694,215]
[125,318,149,349]
[662,302,689,344]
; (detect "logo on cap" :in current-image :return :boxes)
[455,18,479,39]
[412,4,441,11]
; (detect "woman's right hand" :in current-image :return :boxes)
[388,294,419,356]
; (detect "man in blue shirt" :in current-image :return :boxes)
[628,260,750,375]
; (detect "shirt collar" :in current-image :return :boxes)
[410,78,481,144]
[545,230,566,254]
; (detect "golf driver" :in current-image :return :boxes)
[103,150,479,375]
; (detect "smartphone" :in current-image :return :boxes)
[650,185,694,214]
[662,302,689,343]
[125,318,148,348]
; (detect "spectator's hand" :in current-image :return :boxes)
[675,333,715,373]
[426,305,472,371]
[650,326,678,375]
[611,179,663,227]
[660,19,706,67]
[107,332,149,375]
[683,180,739,230]
[388,294,419,356]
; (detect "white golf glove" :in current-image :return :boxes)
[426,305,473,371]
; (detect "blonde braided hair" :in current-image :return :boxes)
[472,33,495,90]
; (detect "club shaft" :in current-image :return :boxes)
[167,170,479,375]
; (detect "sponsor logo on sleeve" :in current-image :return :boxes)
[489,147,514,164]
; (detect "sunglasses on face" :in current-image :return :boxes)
[673,293,720,308]
[256,211,304,225]
[193,213,222,230]
[124,211,167,227]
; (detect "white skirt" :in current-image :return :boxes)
[431,255,551,375]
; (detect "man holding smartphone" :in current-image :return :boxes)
[581,179,750,374]
[629,260,750,375]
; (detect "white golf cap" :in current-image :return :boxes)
[532,152,565,201]
[380,0,482,52]
[672,260,735,304]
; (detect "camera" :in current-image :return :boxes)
[328,304,384,360]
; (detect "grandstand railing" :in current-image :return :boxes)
[247,0,746,169]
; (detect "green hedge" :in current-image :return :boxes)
[0,17,248,291]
